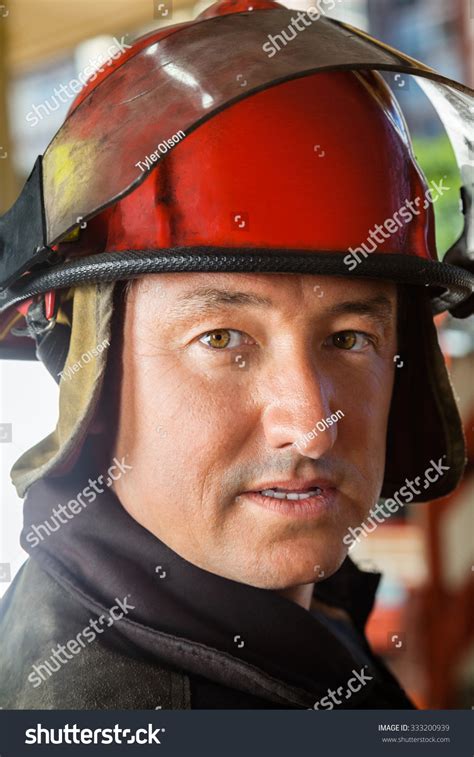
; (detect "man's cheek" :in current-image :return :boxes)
[336,415,386,507]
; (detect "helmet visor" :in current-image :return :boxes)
[43,10,474,245]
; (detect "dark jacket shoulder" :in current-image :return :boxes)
[0,559,190,710]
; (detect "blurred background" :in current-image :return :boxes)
[0,0,473,709]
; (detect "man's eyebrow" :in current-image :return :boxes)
[166,287,395,328]
[168,287,273,318]
[326,295,395,330]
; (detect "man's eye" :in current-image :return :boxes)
[330,330,372,351]
[198,329,250,350]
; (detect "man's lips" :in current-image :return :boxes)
[243,478,336,495]
[238,478,338,517]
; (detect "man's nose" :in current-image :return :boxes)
[260,351,337,458]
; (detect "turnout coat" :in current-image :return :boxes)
[0,459,414,710]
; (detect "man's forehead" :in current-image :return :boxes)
[135,272,397,322]
[138,272,395,299]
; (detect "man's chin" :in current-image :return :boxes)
[220,545,349,591]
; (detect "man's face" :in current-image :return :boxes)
[112,273,397,589]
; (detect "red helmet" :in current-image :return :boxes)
[1,0,473,499]
[0,0,472,308]
[100,68,436,260]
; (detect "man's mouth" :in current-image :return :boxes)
[258,487,323,501]
[239,479,336,517]
[246,478,334,496]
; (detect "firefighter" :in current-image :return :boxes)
[0,0,472,709]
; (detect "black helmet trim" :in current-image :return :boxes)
[0,250,472,316]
